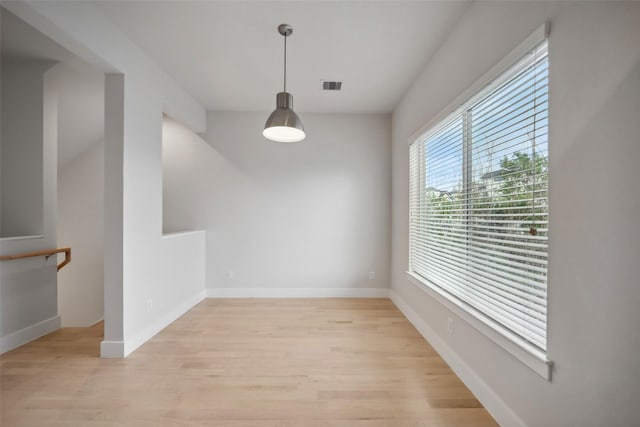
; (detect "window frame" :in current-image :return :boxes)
[407,23,552,381]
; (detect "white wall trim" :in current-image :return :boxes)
[100,340,125,358]
[161,229,206,239]
[0,315,60,354]
[90,317,105,327]
[390,289,526,427]
[0,234,44,242]
[206,287,390,298]
[121,289,206,357]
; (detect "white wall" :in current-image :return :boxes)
[57,141,104,327]
[163,112,391,296]
[391,2,640,426]
[5,1,207,357]
[1,61,59,353]
[1,60,52,237]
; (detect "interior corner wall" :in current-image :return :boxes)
[57,141,104,327]
[391,2,640,426]
[163,112,391,296]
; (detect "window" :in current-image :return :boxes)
[409,38,549,357]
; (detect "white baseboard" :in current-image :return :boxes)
[389,290,525,427]
[206,287,390,298]
[0,315,60,354]
[120,289,206,357]
[91,317,105,327]
[60,317,105,328]
[100,340,125,358]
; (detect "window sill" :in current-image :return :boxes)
[406,271,552,381]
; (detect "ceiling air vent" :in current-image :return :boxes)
[321,80,342,91]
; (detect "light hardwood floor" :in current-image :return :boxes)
[1,298,498,426]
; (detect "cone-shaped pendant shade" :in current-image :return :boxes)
[263,92,305,143]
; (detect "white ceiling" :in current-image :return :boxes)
[94,1,470,113]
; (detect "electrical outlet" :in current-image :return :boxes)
[227,270,234,280]
[369,271,375,280]
[146,298,153,313]
[447,317,454,335]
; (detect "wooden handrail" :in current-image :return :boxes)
[0,247,71,271]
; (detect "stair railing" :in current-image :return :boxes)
[0,247,71,271]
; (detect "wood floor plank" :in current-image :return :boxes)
[0,298,498,426]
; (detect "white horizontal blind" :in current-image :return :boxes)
[409,40,549,351]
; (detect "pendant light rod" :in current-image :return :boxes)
[278,24,292,92]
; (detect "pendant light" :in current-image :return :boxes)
[263,24,305,143]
